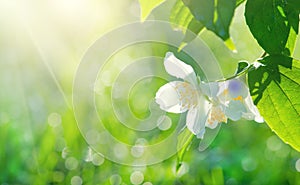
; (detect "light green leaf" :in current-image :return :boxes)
[176,127,194,171]
[224,38,237,52]
[285,21,298,56]
[248,55,300,152]
[170,0,194,31]
[138,0,166,22]
[182,0,236,41]
[245,0,299,55]
[236,0,246,6]
[211,167,224,185]
[178,18,204,51]
[182,18,204,43]
[170,0,204,51]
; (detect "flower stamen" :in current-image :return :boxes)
[207,106,227,125]
[174,82,198,110]
[233,95,243,101]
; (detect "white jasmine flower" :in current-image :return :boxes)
[155,52,264,139]
[226,78,264,123]
[155,52,226,138]
[203,78,264,123]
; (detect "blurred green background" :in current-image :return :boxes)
[1,0,300,184]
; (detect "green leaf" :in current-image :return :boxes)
[248,55,300,152]
[170,0,194,31]
[245,0,299,55]
[224,38,237,52]
[284,21,298,56]
[176,127,194,171]
[211,167,225,185]
[236,0,246,6]
[287,0,300,11]
[138,0,166,22]
[183,18,204,43]
[284,4,300,55]
[236,61,249,74]
[170,0,204,51]
[178,18,204,51]
[182,0,236,41]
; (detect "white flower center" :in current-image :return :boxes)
[174,82,198,110]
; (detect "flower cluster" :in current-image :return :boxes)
[155,52,263,139]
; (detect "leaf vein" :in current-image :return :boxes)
[274,81,299,114]
[279,72,300,88]
[265,87,289,132]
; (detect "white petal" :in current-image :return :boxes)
[242,94,264,123]
[200,81,219,98]
[227,79,248,98]
[254,111,264,123]
[155,81,187,113]
[217,81,228,96]
[205,117,219,129]
[196,129,206,139]
[215,81,230,104]
[225,100,246,121]
[164,52,197,84]
[186,98,210,139]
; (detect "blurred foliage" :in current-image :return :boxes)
[1,0,300,185]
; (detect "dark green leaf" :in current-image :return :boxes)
[287,0,300,11]
[245,0,299,55]
[248,55,300,152]
[284,4,300,55]
[214,0,236,40]
[236,61,250,74]
[182,0,236,41]
[182,0,214,30]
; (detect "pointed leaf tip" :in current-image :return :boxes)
[224,38,237,53]
[138,0,166,22]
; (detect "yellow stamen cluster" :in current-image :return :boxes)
[222,89,229,95]
[222,88,244,102]
[207,106,227,125]
[233,95,243,101]
[175,82,198,110]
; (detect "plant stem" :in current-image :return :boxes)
[214,64,254,82]
[209,53,267,83]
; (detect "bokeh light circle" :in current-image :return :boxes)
[73,21,224,166]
